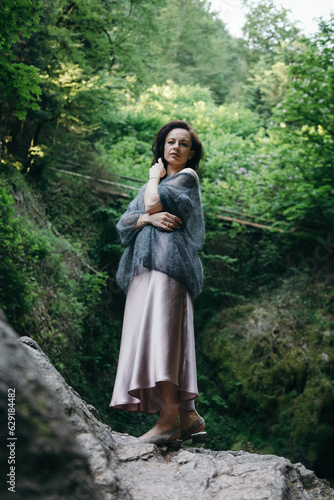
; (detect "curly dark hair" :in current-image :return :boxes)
[152,120,204,172]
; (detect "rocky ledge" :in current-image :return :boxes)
[0,314,333,500]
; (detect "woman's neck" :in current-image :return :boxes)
[167,165,184,177]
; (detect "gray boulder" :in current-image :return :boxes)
[0,314,333,499]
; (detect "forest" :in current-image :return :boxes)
[0,0,333,481]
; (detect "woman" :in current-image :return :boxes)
[109,120,206,448]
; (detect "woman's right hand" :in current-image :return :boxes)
[145,212,182,231]
[149,158,166,179]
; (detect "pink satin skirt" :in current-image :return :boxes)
[109,262,198,413]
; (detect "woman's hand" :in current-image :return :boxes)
[149,158,166,179]
[142,212,182,231]
[145,158,165,213]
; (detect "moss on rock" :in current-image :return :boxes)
[199,273,334,480]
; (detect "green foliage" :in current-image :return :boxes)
[243,58,290,119]
[0,169,112,386]
[277,15,334,135]
[199,273,334,474]
[0,0,42,119]
[151,0,247,103]
[242,0,300,53]
[240,0,301,119]
[0,178,40,326]
[268,16,334,231]
[1,63,41,120]
[0,0,41,52]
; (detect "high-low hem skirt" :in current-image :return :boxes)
[109,262,198,414]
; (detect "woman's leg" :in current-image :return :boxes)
[139,381,180,439]
[178,407,205,433]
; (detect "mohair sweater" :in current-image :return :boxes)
[116,171,205,298]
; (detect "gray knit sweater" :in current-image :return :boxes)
[116,171,205,298]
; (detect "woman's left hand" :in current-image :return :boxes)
[144,211,182,231]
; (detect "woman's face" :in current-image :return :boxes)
[164,128,194,169]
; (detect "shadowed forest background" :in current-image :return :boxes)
[1,0,334,481]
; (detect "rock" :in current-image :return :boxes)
[0,314,333,500]
[0,314,128,500]
[112,447,334,500]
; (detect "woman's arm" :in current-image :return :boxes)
[180,167,199,182]
[144,158,166,213]
[132,212,182,232]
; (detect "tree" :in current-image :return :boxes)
[243,58,290,118]
[239,0,300,119]
[149,0,247,103]
[241,0,300,55]
[0,0,42,157]
[270,14,334,231]
[2,0,167,170]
